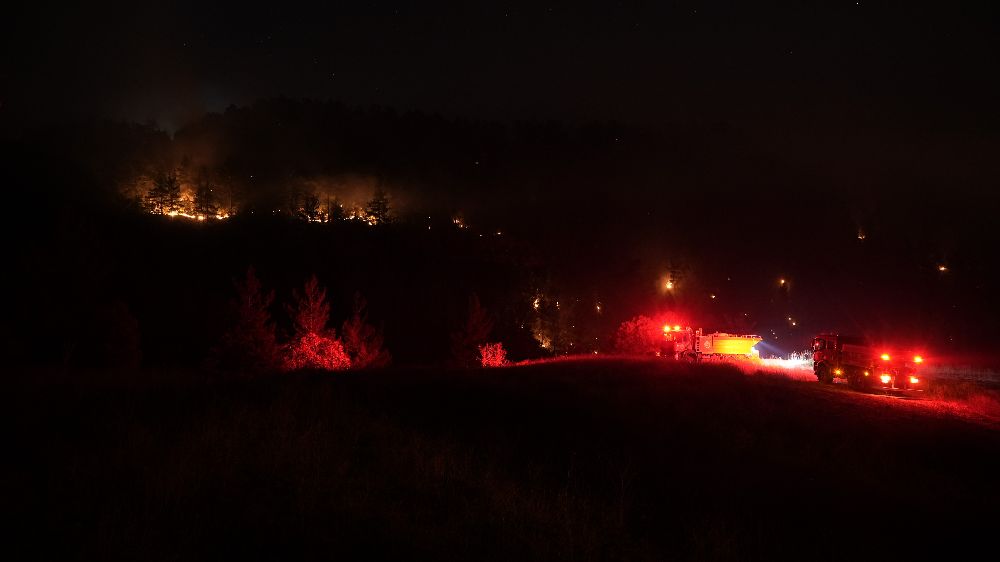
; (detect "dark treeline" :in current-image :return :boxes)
[4,98,1000,368]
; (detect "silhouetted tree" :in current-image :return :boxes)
[146,171,181,214]
[213,267,280,373]
[451,293,493,367]
[365,187,391,224]
[193,169,219,217]
[301,193,321,221]
[341,292,391,368]
[326,195,346,221]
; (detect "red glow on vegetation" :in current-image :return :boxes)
[284,332,351,371]
[479,342,508,367]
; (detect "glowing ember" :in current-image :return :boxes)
[165,210,230,221]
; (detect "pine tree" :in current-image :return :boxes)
[214,267,280,373]
[326,195,346,221]
[283,275,351,371]
[365,187,391,224]
[147,171,181,214]
[287,274,330,338]
[301,193,321,221]
[193,177,218,218]
[341,292,391,369]
[450,293,494,367]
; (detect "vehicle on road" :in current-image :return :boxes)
[812,333,925,390]
[663,326,761,362]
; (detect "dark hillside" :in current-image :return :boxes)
[8,359,998,561]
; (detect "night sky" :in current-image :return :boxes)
[8,2,998,129]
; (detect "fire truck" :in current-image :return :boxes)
[811,333,925,390]
[663,326,762,361]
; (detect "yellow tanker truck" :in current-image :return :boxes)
[663,326,762,362]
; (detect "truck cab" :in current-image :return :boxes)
[812,333,924,391]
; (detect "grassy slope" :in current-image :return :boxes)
[7,359,1000,561]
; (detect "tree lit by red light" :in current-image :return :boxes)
[282,275,351,371]
[479,342,508,367]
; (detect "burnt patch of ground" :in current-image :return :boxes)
[6,359,999,561]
